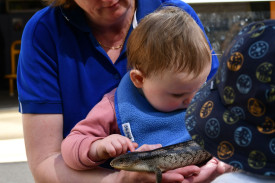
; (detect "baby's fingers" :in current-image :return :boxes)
[105,142,119,157]
[117,138,137,154]
[105,138,130,157]
[126,140,138,152]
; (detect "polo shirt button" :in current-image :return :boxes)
[114,74,120,80]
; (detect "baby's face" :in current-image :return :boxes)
[142,65,211,112]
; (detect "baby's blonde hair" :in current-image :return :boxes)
[127,6,211,78]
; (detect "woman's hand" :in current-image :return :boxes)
[182,157,234,183]
[114,145,233,183]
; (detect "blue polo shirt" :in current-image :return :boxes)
[17,0,219,137]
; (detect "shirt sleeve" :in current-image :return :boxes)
[61,89,119,170]
[17,12,62,114]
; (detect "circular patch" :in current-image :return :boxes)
[229,161,243,170]
[234,126,252,147]
[217,141,234,160]
[227,52,244,71]
[248,22,265,38]
[266,85,275,103]
[205,118,220,138]
[185,115,197,132]
[236,74,252,94]
[248,150,266,169]
[256,62,273,83]
[231,107,246,120]
[192,134,205,148]
[269,138,275,154]
[247,98,266,117]
[248,41,269,59]
[200,101,214,119]
[223,86,235,104]
[223,110,239,125]
[257,116,275,134]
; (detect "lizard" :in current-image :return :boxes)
[110,140,212,183]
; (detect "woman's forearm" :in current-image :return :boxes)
[31,153,117,183]
[22,114,122,183]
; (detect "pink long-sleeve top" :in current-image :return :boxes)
[61,89,120,170]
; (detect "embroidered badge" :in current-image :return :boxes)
[223,86,235,104]
[257,116,275,134]
[249,41,269,59]
[247,98,266,117]
[234,126,252,147]
[248,22,266,38]
[217,141,234,160]
[248,150,266,169]
[223,110,239,125]
[236,74,252,94]
[205,118,220,138]
[227,52,244,72]
[223,106,245,125]
[231,106,246,120]
[256,62,273,83]
[200,101,214,119]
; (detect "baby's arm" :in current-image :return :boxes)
[89,134,138,161]
[62,89,129,170]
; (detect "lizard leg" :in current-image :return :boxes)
[154,168,162,183]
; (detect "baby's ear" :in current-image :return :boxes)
[130,70,144,88]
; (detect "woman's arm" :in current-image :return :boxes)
[22,113,116,183]
[23,114,190,183]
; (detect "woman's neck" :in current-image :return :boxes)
[91,2,136,46]
[91,2,136,63]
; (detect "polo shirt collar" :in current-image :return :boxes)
[60,5,91,33]
[135,0,162,23]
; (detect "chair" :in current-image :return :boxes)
[5,40,21,96]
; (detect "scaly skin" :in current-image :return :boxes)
[110,140,212,183]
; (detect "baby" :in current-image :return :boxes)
[62,6,214,170]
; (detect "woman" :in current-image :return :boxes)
[17,0,231,182]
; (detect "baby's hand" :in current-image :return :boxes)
[89,134,138,161]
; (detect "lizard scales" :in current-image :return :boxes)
[110,140,212,183]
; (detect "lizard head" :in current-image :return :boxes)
[110,151,151,172]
